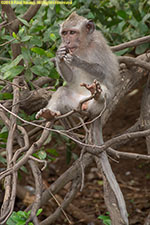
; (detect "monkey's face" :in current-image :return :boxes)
[60,15,95,53]
[61,29,80,53]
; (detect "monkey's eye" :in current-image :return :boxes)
[70,30,76,35]
[62,31,67,35]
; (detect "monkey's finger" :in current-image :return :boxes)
[64,54,73,63]
[59,46,67,51]
[35,108,47,119]
[58,50,66,54]
[80,83,88,88]
[57,50,66,56]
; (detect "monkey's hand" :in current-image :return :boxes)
[56,46,69,61]
[57,46,79,65]
[63,53,81,65]
[80,80,102,100]
[36,108,61,120]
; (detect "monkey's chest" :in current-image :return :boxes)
[72,67,93,83]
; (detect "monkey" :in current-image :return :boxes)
[36,12,119,120]
[35,14,129,223]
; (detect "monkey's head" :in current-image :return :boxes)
[60,12,95,53]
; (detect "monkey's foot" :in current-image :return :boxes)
[36,108,61,120]
[80,79,102,100]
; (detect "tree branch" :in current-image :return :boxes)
[111,35,150,52]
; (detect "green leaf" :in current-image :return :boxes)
[49,68,60,79]
[130,4,142,22]
[17,211,27,219]
[117,10,128,19]
[46,51,55,58]
[87,11,95,19]
[1,55,23,73]
[43,132,52,145]
[38,150,47,160]
[21,47,31,61]
[26,210,31,216]
[138,22,148,34]
[31,47,47,56]
[115,48,129,56]
[31,65,49,76]
[46,148,59,157]
[30,36,42,47]
[98,214,111,225]
[0,92,13,100]
[142,13,150,23]
[2,35,15,41]
[135,43,149,55]
[4,65,24,80]
[6,213,16,225]
[50,33,56,42]
[17,17,30,27]
[12,32,18,39]
[0,131,8,140]
[21,36,32,42]
[0,126,8,133]
[18,27,25,36]
[0,155,6,164]
[36,208,43,216]
[24,69,33,81]
[20,166,28,173]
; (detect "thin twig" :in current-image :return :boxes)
[29,156,47,171]
[47,189,72,224]
[0,39,15,47]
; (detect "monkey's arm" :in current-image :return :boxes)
[56,46,74,82]
[57,60,74,82]
[64,54,105,81]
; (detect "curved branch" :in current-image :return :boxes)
[1,2,41,32]
[111,35,150,52]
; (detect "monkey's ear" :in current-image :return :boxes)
[86,20,95,34]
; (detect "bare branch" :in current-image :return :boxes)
[1,77,20,216]
[1,2,41,32]
[91,119,128,225]
[140,77,150,154]
[107,147,150,160]
[111,35,150,52]
[0,122,52,181]
[26,159,42,224]
[0,78,20,224]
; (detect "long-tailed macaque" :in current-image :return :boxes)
[36,12,119,120]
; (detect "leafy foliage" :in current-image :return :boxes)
[6,209,42,225]
[98,212,111,225]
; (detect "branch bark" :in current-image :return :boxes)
[111,35,150,52]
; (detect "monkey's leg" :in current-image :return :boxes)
[36,86,81,120]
